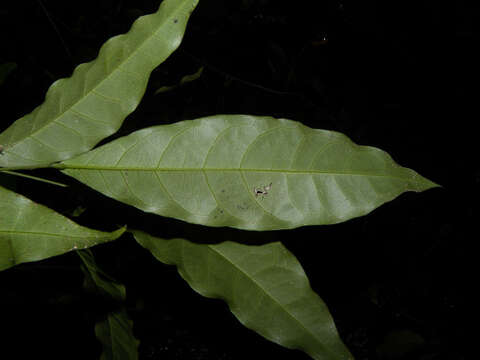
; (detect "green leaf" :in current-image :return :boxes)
[0,185,125,271]
[0,0,199,169]
[134,230,353,360]
[153,66,204,94]
[95,309,139,360]
[79,249,125,301]
[60,115,438,231]
[79,250,139,360]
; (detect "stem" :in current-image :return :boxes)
[0,170,68,187]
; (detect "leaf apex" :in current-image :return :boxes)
[415,173,442,192]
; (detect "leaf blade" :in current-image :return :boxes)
[0,0,199,168]
[0,185,125,271]
[79,250,139,360]
[60,115,438,230]
[134,231,353,360]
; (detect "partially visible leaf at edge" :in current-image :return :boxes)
[0,185,125,271]
[0,0,199,168]
[134,231,353,360]
[60,115,438,231]
[154,66,203,94]
[79,250,139,360]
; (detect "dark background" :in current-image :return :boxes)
[0,0,473,359]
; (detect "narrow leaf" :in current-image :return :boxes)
[0,185,125,271]
[0,0,199,168]
[95,311,139,360]
[79,250,139,360]
[79,249,125,301]
[60,115,438,230]
[134,231,353,360]
[154,66,204,94]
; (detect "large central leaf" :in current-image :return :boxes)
[0,0,199,168]
[59,115,438,230]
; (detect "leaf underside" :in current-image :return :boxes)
[61,115,438,231]
[0,185,125,271]
[134,231,353,360]
[0,0,199,168]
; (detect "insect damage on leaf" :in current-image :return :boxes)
[254,183,272,199]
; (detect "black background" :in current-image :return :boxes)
[0,1,473,359]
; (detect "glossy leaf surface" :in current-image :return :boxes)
[61,115,438,230]
[79,250,139,360]
[0,0,199,168]
[134,231,353,360]
[0,185,125,271]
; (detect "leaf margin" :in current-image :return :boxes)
[0,184,125,271]
[58,115,439,231]
[0,0,200,169]
[133,230,354,360]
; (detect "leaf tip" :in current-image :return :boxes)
[111,226,128,239]
[415,174,442,192]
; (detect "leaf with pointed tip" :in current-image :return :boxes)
[0,0,199,168]
[60,115,438,230]
[79,250,139,360]
[0,185,125,271]
[134,231,353,360]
